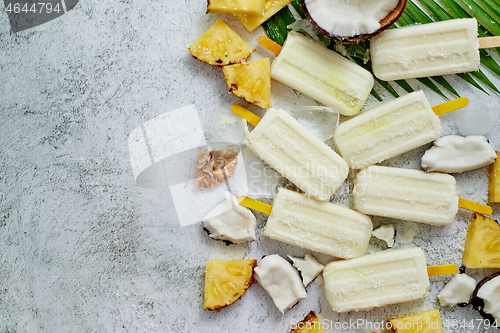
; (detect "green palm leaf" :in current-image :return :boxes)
[456,0,500,36]
[261,0,500,104]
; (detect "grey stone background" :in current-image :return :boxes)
[1,1,500,332]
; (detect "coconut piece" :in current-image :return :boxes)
[202,191,256,244]
[472,272,500,323]
[437,274,476,307]
[371,224,395,247]
[422,135,497,174]
[254,255,307,313]
[302,0,406,43]
[288,253,324,287]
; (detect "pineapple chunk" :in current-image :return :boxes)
[188,20,254,66]
[387,310,443,333]
[204,259,256,311]
[207,0,265,15]
[290,311,325,333]
[222,58,271,108]
[462,213,500,268]
[237,0,293,32]
[488,151,500,203]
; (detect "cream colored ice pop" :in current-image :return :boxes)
[370,18,500,81]
[333,90,468,169]
[324,248,430,312]
[238,188,373,259]
[264,31,374,116]
[233,104,349,201]
[353,165,492,226]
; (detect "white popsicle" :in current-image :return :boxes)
[370,18,481,81]
[270,31,374,116]
[242,107,348,201]
[324,247,430,312]
[353,165,459,226]
[263,188,373,259]
[334,90,442,169]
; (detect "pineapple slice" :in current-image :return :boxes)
[387,309,443,333]
[204,259,257,311]
[188,20,254,66]
[237,0,293,32]
[462,213,500,268]
[290,311,325,333]
[488,151,500,203]
[222,58,271,108]
[207,0,265,15]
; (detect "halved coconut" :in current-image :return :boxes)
[301,0,408,43]
[470,271,500,325]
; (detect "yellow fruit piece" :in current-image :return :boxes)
[462,213,500,268]
[488,151,500,203]
[207,0,265,15]
[189,20,254,66]
[237,0,292,32]
[222,58,272,108]
[290,311,325,333]
[204,259,256,311]
[388,310,443,333]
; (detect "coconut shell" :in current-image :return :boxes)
[470,271,500,326]
[301,0,408,44]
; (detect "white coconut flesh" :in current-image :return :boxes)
[304,0,400,37]
[477,275,500,322]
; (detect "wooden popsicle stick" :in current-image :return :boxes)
[479,36,500,49]
[427,264,458,276]
[431,97,469,116]
[238,195,273,215]
[231,103,261,127]
[458,198,493,216]
[258,35,282,56]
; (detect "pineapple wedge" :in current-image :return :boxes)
[488,151,500,203]
[388,310,443,333]
[290,311,325,333]
[222,58,271,108]
[189,20,254,66]
[207,0,265,15]
[204,259,257,311]
[462,213,500,268]
[237,0,293,32]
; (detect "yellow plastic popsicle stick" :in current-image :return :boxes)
[458,198,493,216]
[479,36,500,49]
[238,195,273,215]
[231,103,261,127]
[258,35,282,56]
[431,97,469,116]
[427,264,459,277]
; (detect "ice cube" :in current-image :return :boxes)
[205,107,248,144]
[292,106,339,142]
[241,147,281,199]
[454,101,493,136]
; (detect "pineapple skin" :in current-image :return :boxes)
[488,151,500,203]
[462,213,500,268]
[203,259,257,311]
[387,309,443,333]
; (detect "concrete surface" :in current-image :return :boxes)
[1,1,500,332]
